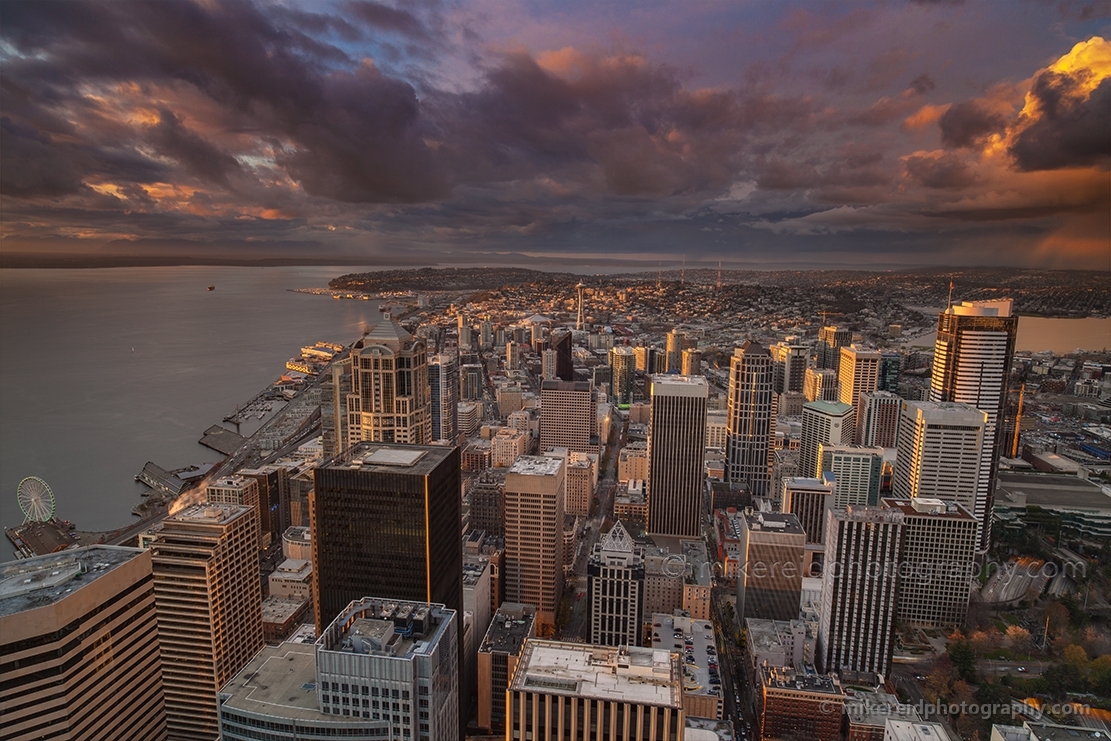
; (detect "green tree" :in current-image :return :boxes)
[949,639,977,683]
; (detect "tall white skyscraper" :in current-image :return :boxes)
[893,401,987,537]
[429,353,459,442]
[838,346,880,411]
[647,375,708,537]
[819,506,904,677]
[726,342,774,496]
[799,401,854,479]
[929,299,1018,550]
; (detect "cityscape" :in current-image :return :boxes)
[1,2,1110,741]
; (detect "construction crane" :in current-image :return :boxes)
[818,310,843,325]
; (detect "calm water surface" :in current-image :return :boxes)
[0,266,382,534]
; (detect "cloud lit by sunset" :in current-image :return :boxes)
[0,1,1107,268]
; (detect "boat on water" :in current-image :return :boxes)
[207,285,216,291]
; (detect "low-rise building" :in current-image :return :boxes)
[758,663,844,741]
[845,690,921,741]
[282,525,312,561]
[269,558,312,601]
[261,595,311,643]
[615,479,648,521]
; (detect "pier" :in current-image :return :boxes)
[199,425,248,455]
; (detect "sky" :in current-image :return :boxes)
[1,0,1109,269]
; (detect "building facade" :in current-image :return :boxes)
[819,506,904,677]
[587,521,644,647]
[429,353,459,443]
[930,299,1018,550]
[310,444,462,633]
[648,375,708,537]
[725,342,774,497]
[539,380,600,455]
[348,317,432,445]
[478,603,537,734]
[857,390,902,448]
[799,401,855,479]
[737,511,806,623]
[504,456,567,634]
[610,346,637,408]
[839,346,881,412]
[819,444,884,508]
[152,504,264,741]
[1,546,167,741]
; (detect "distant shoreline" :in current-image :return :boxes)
[0,254,414,270]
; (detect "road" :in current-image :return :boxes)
[711,588,755,738]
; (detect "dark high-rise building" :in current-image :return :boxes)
[311,443,462,633]
[647,375,708,537]
[726,342,774,496]
[552,329,574,382]
[609,346,637,408]
[878,352,902,392]
[429,353,459,442]
[469,468,506,538]
[737,511,806,622]
[771,342,809,394]
[929,299,1018,551]
[461,362,484,401]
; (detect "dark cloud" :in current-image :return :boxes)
[344,1,430,40]
[904,152,980,188]
[938,100,1007,147]
[910,74,936,94]
[146,109,243,186]
[1009,72,1111,171]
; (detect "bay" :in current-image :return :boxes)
[0,266,382,535]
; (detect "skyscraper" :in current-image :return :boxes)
[205,474,263,547]
[681,348,703,376]
[152,503,263,741]
[856,389,901,447]
[504,456,566,635]
[781,475,835,575]
[878,352,902,392]
[882,498,978,628]
[461,362,484,400]
[321,352,352,459]
[1,546,167,741]
[647,375,708,537]
[838,346,880,411]
[893,401,987,535]
[539,379,599,455]
[799,401,855,479]
[609,345,637,408]
[726,342,774,496]
[505,340,522,371]
[552,329,574,382]
[804,367,839,402]
[819,506,904,677]
[665,328,684,373]
[350,316,431,445]
[771,341,809,394]
[310,443,462,632]
[587,520,644,647]
[818,444,884,508]
[429,353,459,442]
[816,325,852,369]
[736,511,806,622]
[930,299,1018,550]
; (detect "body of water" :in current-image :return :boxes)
[0,266,383,535]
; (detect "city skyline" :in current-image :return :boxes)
[1,1,1107,269]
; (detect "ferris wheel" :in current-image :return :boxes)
[17,476,55,523]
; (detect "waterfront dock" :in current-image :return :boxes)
[199,425,247,455]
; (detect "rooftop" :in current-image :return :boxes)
[511,640,682,708]
[262,595,308,623]
[884,720,954,741]
[741,511,806,536]
[325,442,455,474]
[650,613,721,700]
[996,472,1111,512]
[320,597,454,660]
[0,545,143,618]
[218,643,326,722]
[479,604,536,655]
[882,498,976,520]
[760,663,843,696]
[170,502,253,525]
[508,455,564,477]
[844,689,920,727]
[803,400,854,416]
[463,557,489,587]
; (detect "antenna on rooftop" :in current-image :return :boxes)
[947,280,954,312]
[717,260,722,291]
